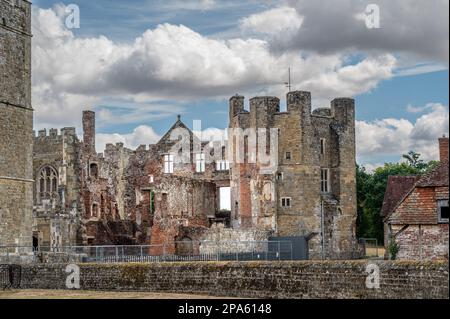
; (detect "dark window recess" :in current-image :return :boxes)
[440,206,449,220]
[285,152,291,160]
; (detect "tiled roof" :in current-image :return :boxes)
[415,160,449,187]
[380,176,419,217]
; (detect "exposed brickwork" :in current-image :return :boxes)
[15,261,449,299]
[439,137,449,162]
[383,139,449,260]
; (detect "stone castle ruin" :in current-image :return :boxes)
[1,0,358,260]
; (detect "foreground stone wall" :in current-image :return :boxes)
[15,260,449,299]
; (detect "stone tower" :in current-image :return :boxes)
[0,0,33,248]
[228,91,358,259]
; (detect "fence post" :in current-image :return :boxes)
[140,245,143,261]
[278,241,281,261]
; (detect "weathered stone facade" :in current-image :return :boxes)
[0,0,33,249]
[229,92,358,259]
[31,90,358,259]
[1,1,357,257]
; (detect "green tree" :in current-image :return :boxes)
[356,152,438,245]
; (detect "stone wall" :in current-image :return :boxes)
[228,91,358,259]
[0,0,33,248]
[14,260,449,299]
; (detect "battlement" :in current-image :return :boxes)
[229,91,354,125]
[34,127,78,139]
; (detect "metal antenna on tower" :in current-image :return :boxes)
[284,67,291,92]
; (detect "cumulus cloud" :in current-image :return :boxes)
[275,0,449,64]
[96,125,161,153]
[356,103,449,162]
[31,5,397,129]
[240,6,303,36]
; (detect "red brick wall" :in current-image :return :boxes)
[393,224,449,260]
[439,137,449,162]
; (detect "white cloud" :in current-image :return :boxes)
[240,6,303,36]
[96,125,161,153]
[356,103,449,163]
[275,0,448,64]
[362,162,384,173]
[31,5,397,129]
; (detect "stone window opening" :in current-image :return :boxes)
[438,200,449,223]
[195,153,206,173]
[164,154,174,174]
[89,163,98,179]
[91,203,100,219]
[321,168,330,193]
[285,151,291,160]
[320,138,326,156]
[281,197,291,207]
[216,146,230,171]
[244,135,249,163]
[277,172,283,181]
[37,166,58,202]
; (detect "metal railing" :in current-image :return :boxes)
[0,240,293,264]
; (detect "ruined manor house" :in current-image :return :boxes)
[1,0,358,259]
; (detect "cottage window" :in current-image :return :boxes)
[438,200,449,223]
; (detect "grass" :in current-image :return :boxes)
[0,289,234,299]
[366,247,386,258]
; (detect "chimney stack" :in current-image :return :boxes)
[438,135,449,162]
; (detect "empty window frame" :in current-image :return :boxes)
[37,166,58,201]
[320,138,326,155]
[164,154,174,173]
[281,197,291,207]
[321,168,330,193]
[196,153,206,173]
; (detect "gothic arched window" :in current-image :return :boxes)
[37,166,58,201]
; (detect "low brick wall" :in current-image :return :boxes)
[13,260,449,299]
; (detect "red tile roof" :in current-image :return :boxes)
[380,176,420,217]
[415,160,449,187]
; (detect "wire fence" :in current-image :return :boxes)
[0,240,293,264]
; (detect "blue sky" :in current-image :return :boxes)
[30,0,449,168]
